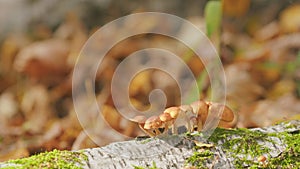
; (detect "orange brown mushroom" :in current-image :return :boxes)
[178,104,195,132]
[132,115,156,137]
[158,113,173,134]
[190,100,209,131]
[133,100,237,137]
[163,107,181,134]
[143,115,163,136]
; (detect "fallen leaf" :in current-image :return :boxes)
[194,141,214,148]
[14,39,70,84]
[279,4,300,33]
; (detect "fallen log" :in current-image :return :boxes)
[1,120,299,169]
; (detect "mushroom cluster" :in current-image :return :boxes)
[133,100,238,137]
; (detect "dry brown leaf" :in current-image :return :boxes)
[42,121,62,142]
[53,13,88,67]
[254,21,280,41]
[225,63,264,105]
[251,94,300,127]
[95,57,118,84]
[0,148,29,162]
[223,0,250,17]
[187,56,205,75]
[250,62,281,87]
[14,39,70,83]
[0,34,30,74]
[266,33,300,61]
[129,70,153,97]
[107,38,141,59]
[0,92,19,121]
[279,4,300,33]
[101,105,122,132]
[121,119,136,137]
[71,131,97,150]
[130,98,150,112]
[267,80,296,99]
[21,85,52,133]
[235,44,269,63]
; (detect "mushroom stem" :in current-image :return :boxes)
[196,115,203,131]
[154,128,161,135]
[163,123,170,134]
[132,115,157,137]
[172,125,178,134]
[190,100,209,132]
[138,124,156,137]
[189,116,198,131]
[159,113,174,135]
[163,107,181,134]
[143,115,163,137]
[179,105,193,132]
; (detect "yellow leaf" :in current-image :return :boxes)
[194,141,214,148]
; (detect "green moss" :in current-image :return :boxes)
[185,150,214,169]
[263,131,300,169]
[132,166,145,169]
[239,131,300,169]
[209,128,275,167]
[184,124,300,168]
[2,149,88,169]
[132,161,159,169]
[140,138,153,144]
[284,122,297,129]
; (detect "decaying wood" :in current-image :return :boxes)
[1,120,299,169]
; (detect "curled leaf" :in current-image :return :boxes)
[194,141,214,148]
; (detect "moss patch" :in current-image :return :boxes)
[185,149,214,169]
[2,149,88,169]
[184,126,300,168]
[132,161,159,169]
[209,128,274,168]
[262,131,300,169]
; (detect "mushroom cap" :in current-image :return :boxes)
[190,101,208,115]
[208,103,235,122]
[143,123,151,129]
[221,105,235,122]
[144,115,162,129]
[159,113,172,122]
[164,107,180,118]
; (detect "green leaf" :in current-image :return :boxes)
[205,0,222,38]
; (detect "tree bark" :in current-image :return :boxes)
[81,120,299,169]
[1,120,299,169]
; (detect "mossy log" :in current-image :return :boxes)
[1,120,299,169]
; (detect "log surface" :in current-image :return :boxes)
[1,120,299,169]
[81,120,300,169]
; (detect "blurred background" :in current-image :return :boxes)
[0,0,300,161]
